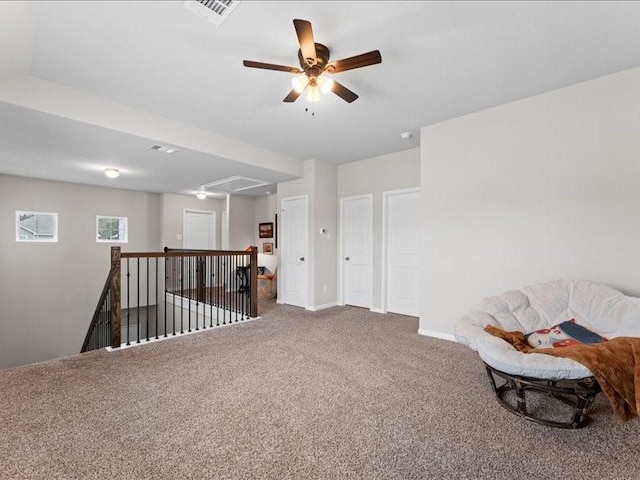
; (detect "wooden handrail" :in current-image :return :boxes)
[121,249,253,259]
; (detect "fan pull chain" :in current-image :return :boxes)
[304,102,315,117]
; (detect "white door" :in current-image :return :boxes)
[183,210,216,249]
[385,189,420,316]
[281,196,308,308]
[341,195,372,308]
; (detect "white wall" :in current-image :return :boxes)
[0,175,161,368]
[420,66,640,338]
[337,148,420,311]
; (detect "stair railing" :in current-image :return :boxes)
[81,246,121,352]
[82,246,258,353]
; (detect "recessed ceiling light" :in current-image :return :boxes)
[265,191,271,195]
[104,168,120,178]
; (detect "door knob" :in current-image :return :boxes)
[300,257,305,261]
[345,257,350,261]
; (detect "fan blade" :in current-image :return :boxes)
[293,19,317,66]
[326,50,382,74]
[283,89,302,103]
[332,80,359,103]
[243,60,302,74]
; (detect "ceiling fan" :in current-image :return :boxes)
[243,19,382,103]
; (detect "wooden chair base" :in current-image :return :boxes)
[484,363,601,429]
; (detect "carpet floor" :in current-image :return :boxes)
[1,301,640,479]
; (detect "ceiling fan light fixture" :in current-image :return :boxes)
[318,75,334,94]
[306,85,321,102]
[291,74,309,93]
[243,19,381,104]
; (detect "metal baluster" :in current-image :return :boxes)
[240,254,244,321]
[155,257,159,340]
[126,258,131,346]
[195,256,199,331]
[243,253,247,320]
[107,292,111,347]
[230,255,233,324]
[171,257,176,336]
[209,255,213,328]
[234,255,238,323]
[146,258,150,341]
[216,255,220,326]
[224,254,228,325]
[137,257,140,343]
[188,255,192,332]
[163,257,169,338]
[107,293,110,346]
[180,255,184,334]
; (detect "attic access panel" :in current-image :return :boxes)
[203,175,270,193]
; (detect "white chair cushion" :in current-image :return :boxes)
[454,279,640,379]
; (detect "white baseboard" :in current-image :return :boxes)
[106,315,260,352]
[306,302,338,312]
[418,329,457,342]
[369,307,385,314]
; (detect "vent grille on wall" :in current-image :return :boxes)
[183,0,240,26]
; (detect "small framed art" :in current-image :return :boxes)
[259,222,273,238]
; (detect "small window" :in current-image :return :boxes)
[16,211,58,242]
[96,216,128,243]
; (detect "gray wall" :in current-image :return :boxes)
[312,159,337,308]
[420,66,640,338]
[0,175,161,367]
[277,159,338,310]
[337,148,420,311]
[228,194,255,250]
[161,193,224,249]
[254,194,277,254]
[0,176,236,368]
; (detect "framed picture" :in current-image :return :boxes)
[259,222,273,238]
[263,242,273,255]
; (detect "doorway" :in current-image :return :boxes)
[183,209,216,250]
[383,188,420,316]
[339,194,373,308]
[280,195,308,308]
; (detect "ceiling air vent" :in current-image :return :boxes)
[203,176,269,193]
[150,144,178,154]
[183,0,240,26]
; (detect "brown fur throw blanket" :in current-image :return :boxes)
[484,325,640,422]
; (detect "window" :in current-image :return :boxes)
[96,216,128,243]
[16,211,58,242]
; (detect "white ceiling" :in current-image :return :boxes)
[2,1,640,196]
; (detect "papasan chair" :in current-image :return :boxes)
[454,279,640,428]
